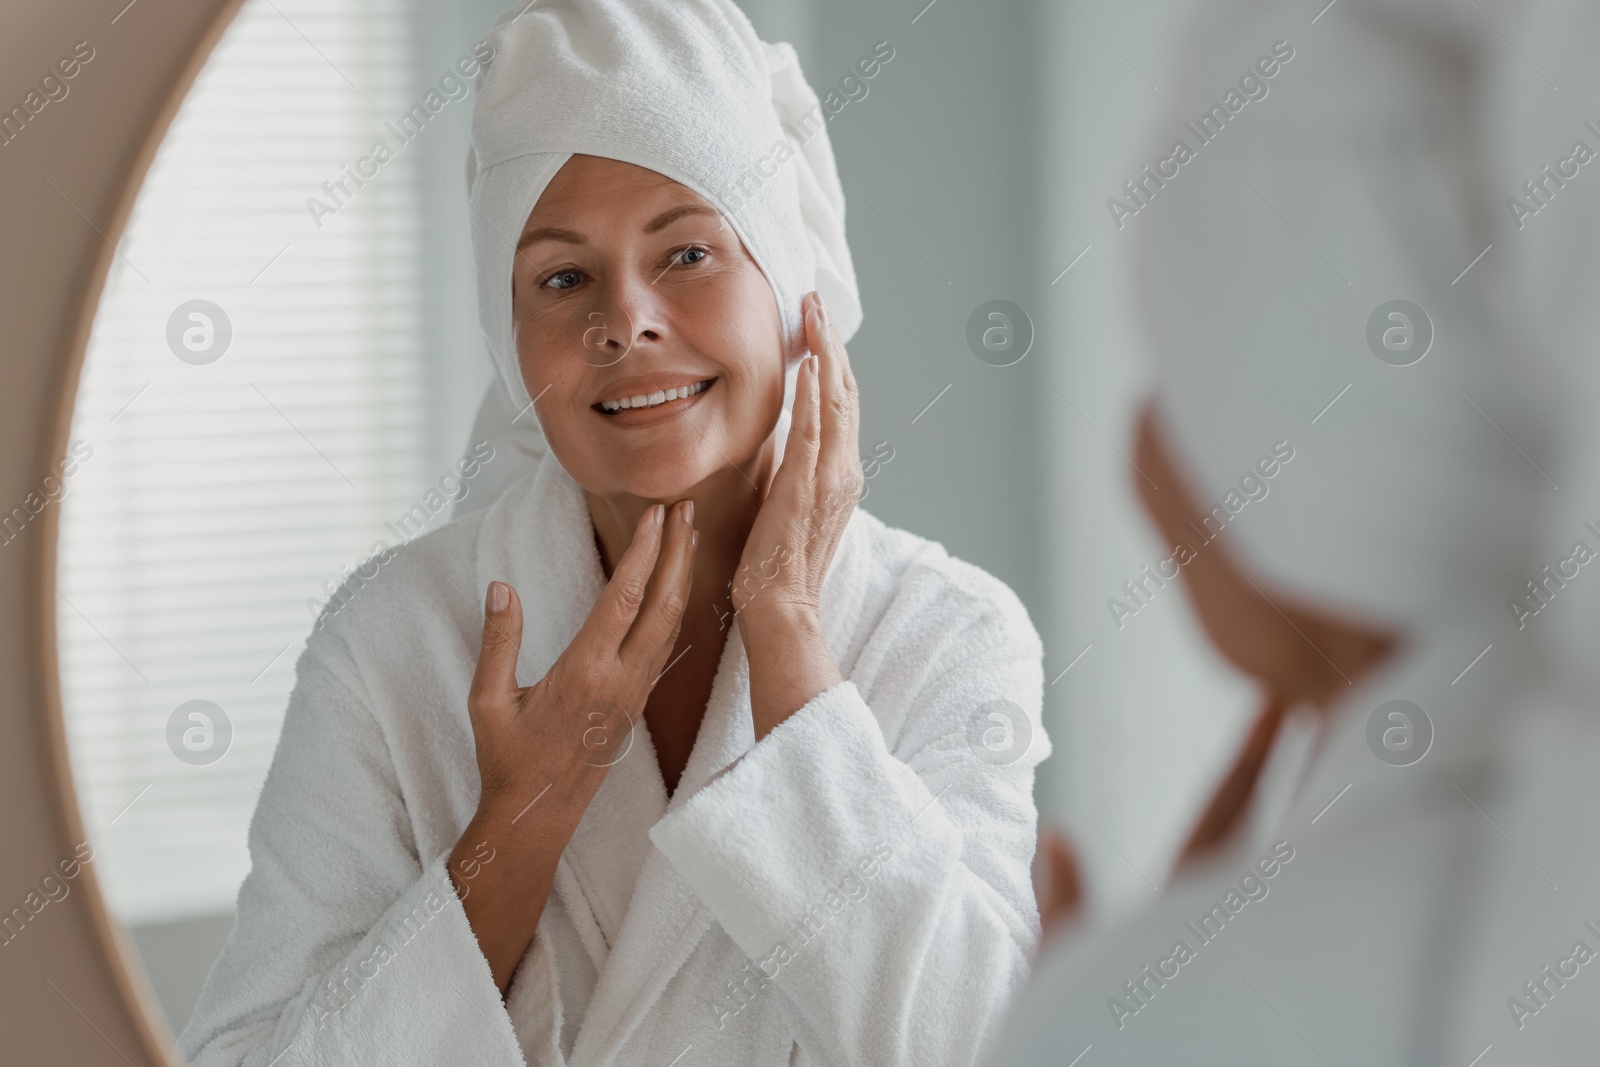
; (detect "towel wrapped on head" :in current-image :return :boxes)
[457,0,862,502]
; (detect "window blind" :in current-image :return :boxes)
[57,0,442,925]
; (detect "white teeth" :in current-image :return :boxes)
[600,379,710,413]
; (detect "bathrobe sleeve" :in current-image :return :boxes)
[178,626,527,1067]
[650,566,1047,1067]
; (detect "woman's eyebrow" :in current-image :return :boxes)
[517,226,586,251]
[643,204,720,233]
[515,205,717,251]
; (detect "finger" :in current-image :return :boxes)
[809,293,849,430]
[468,580,525,723]
[621,499,697,669]
[786,343,823,478]
[577,504,666,651]
[806,294,859,492]
[1034,827,1084,943]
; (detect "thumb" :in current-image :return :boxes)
[468,580,524,723]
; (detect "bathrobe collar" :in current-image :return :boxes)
[473,454,866,1063]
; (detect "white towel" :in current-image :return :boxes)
[1136,3,1545,631]
[457,0,862,495]
[178,455,1049,1066]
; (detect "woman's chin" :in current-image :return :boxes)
[563,421,773,504]
[604,459,723,503]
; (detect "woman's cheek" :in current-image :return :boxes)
[515,310,568,387]
[514,350,577,442]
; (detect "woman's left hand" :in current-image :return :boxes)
[732,290,862,622]
[734,290,860,737]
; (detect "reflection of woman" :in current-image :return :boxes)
[996,0,1600,1062]
[180,2,1047,1065]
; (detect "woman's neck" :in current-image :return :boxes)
[585,440,776,628]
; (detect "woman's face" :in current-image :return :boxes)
[1131,402,1395,709]
[511,154,788,502]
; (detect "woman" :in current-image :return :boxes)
[179,2,1048,1065]
[994,0,1600,1062]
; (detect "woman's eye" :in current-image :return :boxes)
[675,246,708,266]
[542,269,582,291]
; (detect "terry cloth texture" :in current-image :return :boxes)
[179,455,1050,1067]
[458,0,862,488]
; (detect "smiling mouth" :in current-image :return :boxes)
[595,378,714,414]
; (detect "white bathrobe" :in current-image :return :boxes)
[178,453,1048,1067]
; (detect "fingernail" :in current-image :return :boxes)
[652,503,665,526]
[682,499,695,525]
[815,293,829,326]
[487,581,509,612]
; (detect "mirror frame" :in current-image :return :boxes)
[1,1,245,1062]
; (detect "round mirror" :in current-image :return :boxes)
[55,0,506,1039]
[41,0,1066,1058]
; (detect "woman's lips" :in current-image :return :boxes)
[592,377,716,424]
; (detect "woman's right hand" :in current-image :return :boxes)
[448,499,696,992]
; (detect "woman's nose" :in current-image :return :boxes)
[573,271,666,367]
